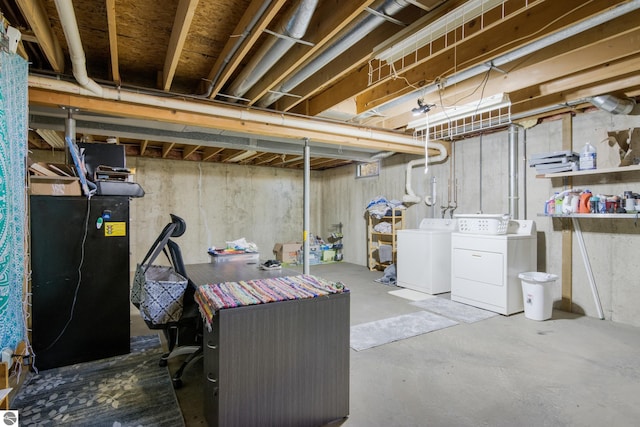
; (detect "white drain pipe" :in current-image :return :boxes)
[402,142,448,204]
[54,0,103,97]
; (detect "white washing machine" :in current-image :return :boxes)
[397,218,457,295]
[451,219,537,315]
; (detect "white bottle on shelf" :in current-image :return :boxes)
[579,142,597,170]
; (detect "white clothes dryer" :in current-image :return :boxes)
[451,219,537,315]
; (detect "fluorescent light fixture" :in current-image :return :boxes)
[35,129,66,149]
[408,93,511,131]
[374,0,505,64]
[226,150,257,162]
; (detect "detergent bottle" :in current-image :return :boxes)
[579,190,592,213]
[579,142,597,170]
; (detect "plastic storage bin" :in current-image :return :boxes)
[518,272,558,321]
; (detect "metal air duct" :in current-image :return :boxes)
[227,0,318,100]
[257,0,412,108]
[589,94,640,115]
[204,0,274,98]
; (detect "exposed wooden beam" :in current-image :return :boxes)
[105,0,120,84]
[162,142,175,158]
[221,149,244,162]
[163,0,200,91]
[244,0,375,104]
[28,86,423,155]
[183,144,201,159]
[238,152,262,164]
[202,147,224,161]
[140,139,149,155]
[254,154,281,165]
[510,71,640,116]
[206,0,287,98]
[16,0,65,72]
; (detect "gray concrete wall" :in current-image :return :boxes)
[126,157,323,267]
[30,108,640,326]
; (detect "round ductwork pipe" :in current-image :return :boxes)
[590,94,639,115]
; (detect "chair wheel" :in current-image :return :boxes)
[159,359,168,367]
[172,378,183,389]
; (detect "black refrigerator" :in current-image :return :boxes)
[30,195,131,370]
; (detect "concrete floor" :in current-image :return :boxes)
[131,262,640,426]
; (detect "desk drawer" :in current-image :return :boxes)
[204,328,220,426]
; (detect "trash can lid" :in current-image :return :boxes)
[518,272,558,283]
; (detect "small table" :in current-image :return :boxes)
[188,262,350,427]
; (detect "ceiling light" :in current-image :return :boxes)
[411,99,435,116]
[374,0,505,64]
[408,93,511,130]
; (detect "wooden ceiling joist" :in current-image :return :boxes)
[163,0,200,91]
[162,142,176,158]
[105,0,120,84]
[202,147,225,161]
[140,139,149,156]
[183,144,201,159]
[15,0,65,72]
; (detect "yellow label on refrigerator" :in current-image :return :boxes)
[105,222,126,237]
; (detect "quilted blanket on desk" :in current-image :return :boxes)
[195,275,348,330]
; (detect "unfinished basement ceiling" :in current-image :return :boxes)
[5,0,640,169]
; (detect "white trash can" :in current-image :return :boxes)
[518,272,558,321]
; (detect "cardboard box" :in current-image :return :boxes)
[273,242,301,263]
[29,176,81,196]
[322,250,336,262]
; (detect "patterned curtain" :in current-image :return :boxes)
[0,51,28,349]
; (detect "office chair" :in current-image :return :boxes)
[161,239,203,388]
[133,214,203,388]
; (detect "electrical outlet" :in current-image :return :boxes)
[1,347,13,369]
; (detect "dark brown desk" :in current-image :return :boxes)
[186,261,299,287]
[186,261,350,427]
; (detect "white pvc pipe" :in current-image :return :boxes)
[572,217,605,320]
[53,0,103,96]
[401,143,448,204]
[29,75,422,148]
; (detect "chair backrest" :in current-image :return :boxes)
[166,239,187,278]
[166,239,197,312]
